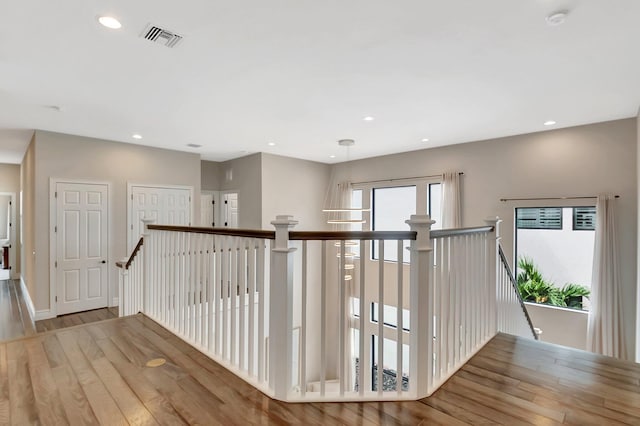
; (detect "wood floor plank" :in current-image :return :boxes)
[50,364,99,425]
[56,330,128,425]
[24,338,69,425]
[95,338,187,426]
[0,344,9,425]
[6,341,39,425]
[91,356,158,426]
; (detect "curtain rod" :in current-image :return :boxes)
[500,195,620,202]
[351,172,463,186]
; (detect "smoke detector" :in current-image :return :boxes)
[140,24,183,48]
[546,10,569,26]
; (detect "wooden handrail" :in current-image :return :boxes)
[498,245,539,340]
[431,225,494,239]
[116,237,144,270]
[289,230,416,241]
[148,225,276,239]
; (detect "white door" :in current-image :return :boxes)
[56,183,108,315]
[201,192,215,227]
[129,185,192,250]
[223,192,239,228]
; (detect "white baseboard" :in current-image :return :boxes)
[35,309,56,320]
[20,275,36,320]
[111,297,119,307]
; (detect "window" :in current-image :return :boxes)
[573,206,596,231]
[516,207,562,230]
[515,206,594,312]
[371,302,411,331]
[372,186,416,261]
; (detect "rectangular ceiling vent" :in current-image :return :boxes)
[141,24,183,48]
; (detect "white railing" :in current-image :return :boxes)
[117,236,144,316]
[497,245,538,338]
[117,214,536,402]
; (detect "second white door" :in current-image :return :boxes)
[55,182,109,315]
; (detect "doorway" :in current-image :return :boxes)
[0,192,15,280]
[52,182,109,315]
[128,184,193,251]
[222,192,239,228]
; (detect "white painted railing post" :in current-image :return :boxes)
[406,214,434,398]
[484,217,501,334]
[141,217,155,315]
[118,258,128,317]
[269,215,298,400]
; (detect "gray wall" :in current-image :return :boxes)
[201,160,221,191]
[31,131,201,314]
[218,153,262,229]
[332,118,638,359]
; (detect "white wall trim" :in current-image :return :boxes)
[35,309,55,320]
[20,274,35,320]
[49,178,112,317]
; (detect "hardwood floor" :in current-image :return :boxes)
[0,315,639,425]
[0,280,35,341]
[0,279,118,342]
[35,307,118,333]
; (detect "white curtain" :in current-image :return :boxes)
[441,171,462,228]
[587,195,627,359]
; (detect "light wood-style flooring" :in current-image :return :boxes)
[0,279,118,342]
[1,314,639,425]
[0,280,35,341]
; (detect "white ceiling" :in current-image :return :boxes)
[1,1,639,164]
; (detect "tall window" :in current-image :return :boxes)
[372,186,416,261]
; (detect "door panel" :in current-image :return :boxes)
[129,186,191,250]
[200,193,214,226]
[56,182,108,315]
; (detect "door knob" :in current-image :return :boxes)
[101,260,106,264]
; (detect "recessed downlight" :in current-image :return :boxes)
[363,116,375,121]
[329,155,336,159]
[98,16,122,29]
[421,138,429,142]
[543,120,556,126]
[186,143,202,148]
[132,134,143,139]
[267,142,276,146]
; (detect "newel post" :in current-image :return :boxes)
[118,258,128,317]
[406,214,435,398]
[141,217,155,315]
[484,217,501,334]
[270,215,298,400]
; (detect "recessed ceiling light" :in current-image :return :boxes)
[421,138,429,142]
[543,120,556,126]
[44,105,63,112]
[186,143,202,148]
[363,116,375,121]
[98,16,122,29]
[132,134,143,139]
[546,10,569,26]
[267,142,276,146]
[329,155,336,159]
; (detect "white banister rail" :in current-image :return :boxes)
[117,214,536,402]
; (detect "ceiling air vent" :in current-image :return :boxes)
[141,24,183,48]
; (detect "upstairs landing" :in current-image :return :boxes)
[1,315,639,425]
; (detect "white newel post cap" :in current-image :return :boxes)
[484,216,502,240]
[271,215,298,250]
[405,214,435,251]
[141,217,156,235]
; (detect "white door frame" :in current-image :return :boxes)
[49,178,112,317]
[127,183,194,250]
[0,192,17,279]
